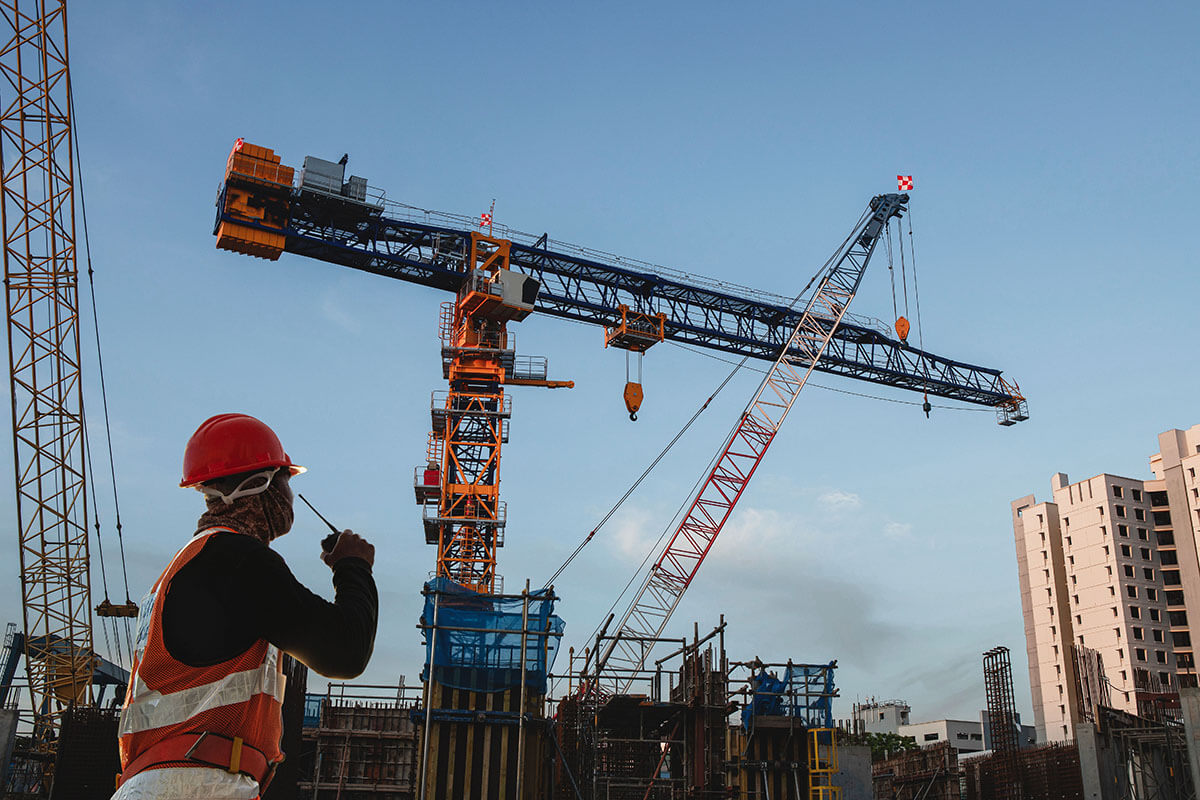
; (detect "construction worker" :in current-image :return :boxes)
[112,413,378,799]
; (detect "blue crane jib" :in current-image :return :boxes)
[213,143,1028,422]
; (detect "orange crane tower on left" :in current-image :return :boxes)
[219,143,571,593]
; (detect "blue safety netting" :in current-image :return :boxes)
[741,661,836,730]
[421,577,565,694]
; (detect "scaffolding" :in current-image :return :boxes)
[727,658,840,800]
[555,619,729,800]
[296,682,422,800]
[871,741,959,800]
[416,578,565,799]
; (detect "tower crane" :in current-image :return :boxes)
[213,142,1027,597]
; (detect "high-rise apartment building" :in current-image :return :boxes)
[1011,424,1200,744]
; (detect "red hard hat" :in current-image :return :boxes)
[181,413,305,488]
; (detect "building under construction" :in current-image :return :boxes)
[0,3,1038,798]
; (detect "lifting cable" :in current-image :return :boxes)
[71,84,135,666]
[542,354,748,590]
[886,223,899,324]
[906,207,925,351]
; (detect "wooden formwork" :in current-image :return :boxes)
[417,680,547,800]
[726,718,810,800]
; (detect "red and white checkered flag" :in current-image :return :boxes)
[479,212,492,228]
[897,175,913,191]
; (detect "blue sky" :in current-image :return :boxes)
[1,1,1197,726]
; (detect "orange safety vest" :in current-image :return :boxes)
[118,527,285,781]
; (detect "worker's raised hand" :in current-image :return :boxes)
[321,529,375,569]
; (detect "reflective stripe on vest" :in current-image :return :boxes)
[120,645,283,736]
[118,527,285,772]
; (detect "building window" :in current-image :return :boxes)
[1110,586,1116,596]
[1117,505,1127,518]
[1121,544,1132,557]
[1066,536,1072,547]
[1113,485,1124,498]
[1133,627,1143,640]
[1101,525,1107,536]
[1158,531,1175,546]
[957,732,969,740]
[1153,629,1164,643]
[924,733,938,741]
[1173,631,1192,647]
[1138,528,1148,540]
[1166,590,1185,606]
[1127,586,1138,599]
[1112,607,1119,617]
[1131,606,1141,619]
[1119,524,1130,537]
[1161,551,1178,566]
[1069,556,1075,566]
[1116,627,1123,639]
[880,712,885,720]
[1168,610,1185,625]
[1164,570,1181,586]
[1161,672,1172,687]
[1144,568,1155,581]
[1117,648,1123,659]
[1140,547,1152,561]
[1071,575,1078,585]
[1136,648,1146,661]
[1135,508,1145,521]
[1124,565,1135,577]
[1154,510,1172,525]
[971,733,982,740]
[1157,651,1167,664]
[1076,615,1083,624]
[1099,506,1105,517]
[1104,545,1111,556]
[1147,588,1158,601]
[1107,566,1114,576]
[1133,488,1143,502]
[1121,670,1127,681]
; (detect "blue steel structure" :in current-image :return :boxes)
[213,159,1026,415]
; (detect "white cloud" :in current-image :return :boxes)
[818,489,861,511]
[883,521,913,540]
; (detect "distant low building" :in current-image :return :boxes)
[851,700,910,735]
[850,701,1035,753]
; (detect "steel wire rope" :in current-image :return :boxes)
[541,353,749,591]
[907,208,925,351]
[69,82,135,662]
[886,222,899,324]
[899,215,910,320]
[81,407,120,668]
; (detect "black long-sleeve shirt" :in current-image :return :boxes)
[161,530,377,678]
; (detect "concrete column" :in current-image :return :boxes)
[1075,722,1105,800]
[1179,688,1200,794]
[0,709,16,788]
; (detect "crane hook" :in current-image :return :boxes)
[630,411,638,422]
[922,393,931,419]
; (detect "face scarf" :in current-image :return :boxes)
[197,475,294,544]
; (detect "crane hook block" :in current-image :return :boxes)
[895,316,910,342]
[624,381,643,422]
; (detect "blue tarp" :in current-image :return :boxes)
[421,577,565,694]
[741,661,836,730]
